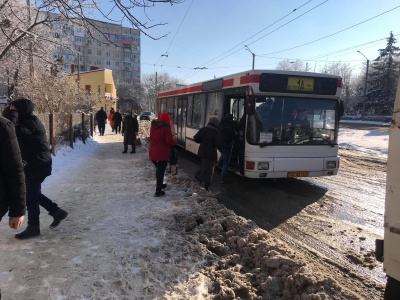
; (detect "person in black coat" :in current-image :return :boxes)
[0,116,26,230]
[6,98,68,239]
[218,113,237,183]
[194,117,221,191]
[113,109,123,134]
[95,107,108,136]
[121,111,139,153]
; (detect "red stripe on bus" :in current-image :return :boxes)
[223,78,234,87]
[158,85,202,98]
[240,74,260,84]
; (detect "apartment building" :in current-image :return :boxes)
[51,15,140,83]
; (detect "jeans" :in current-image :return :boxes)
[218,148,232,182]
[25,177,58,226]
[152,161,168,192]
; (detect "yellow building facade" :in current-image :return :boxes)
[71,68,118,114]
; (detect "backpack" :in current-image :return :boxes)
[168,147,178,175]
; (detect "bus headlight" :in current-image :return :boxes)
[258,162,269,170]
[326,161,337,169]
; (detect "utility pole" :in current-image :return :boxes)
[357,51,369,121]
[155,71,158,112]
[244,45,255,70]
[77,52,80,90]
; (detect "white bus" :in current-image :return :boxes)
[157,69,343,179]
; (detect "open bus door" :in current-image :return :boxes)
[377,77,400,299]
[176,97,187,147]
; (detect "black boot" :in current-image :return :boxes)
[15,225,41,240]
[154,190,165,197]
[122,149,127,153]
[49,208,68,229]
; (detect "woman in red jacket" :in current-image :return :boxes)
[149,112,176,197]
[108,108,115,132]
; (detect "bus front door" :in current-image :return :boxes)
[177,97,187,147]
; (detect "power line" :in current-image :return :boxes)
[182,0,322,80]
[153,0,194,68]
[259,5,400,56]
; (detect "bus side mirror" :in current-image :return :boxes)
[246,95,254,114]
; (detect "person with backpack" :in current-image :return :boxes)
[218,113,237,183]
[194,117,221,191]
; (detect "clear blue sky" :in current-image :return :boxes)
[96,0,400,84]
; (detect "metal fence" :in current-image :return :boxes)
[36,113,94,155]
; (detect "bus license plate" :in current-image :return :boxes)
[287,171,309,178]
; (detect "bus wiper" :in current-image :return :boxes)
[293,136,336,147]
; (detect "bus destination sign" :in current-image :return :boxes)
[259,73,338,95]
[287,77,314,92]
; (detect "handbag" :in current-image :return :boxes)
[134,138,142,147]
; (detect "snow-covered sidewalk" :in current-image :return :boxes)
[0,125,380,299]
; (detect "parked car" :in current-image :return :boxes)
[139,111,156,121]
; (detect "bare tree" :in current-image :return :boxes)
[141,72,183,112]
[276,59,307,71]
[115,77,144,114]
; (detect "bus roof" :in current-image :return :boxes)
[158,69,342,98]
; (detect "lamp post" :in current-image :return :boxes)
[357,51,369,121]
[244,45,255,70]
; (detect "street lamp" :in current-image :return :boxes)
[357,50,369,121]
[244,45,255,70]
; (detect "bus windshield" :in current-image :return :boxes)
[247,96,338,146]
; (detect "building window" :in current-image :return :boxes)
[106,43,110,47]
[115,62,120,66]
[87,49,92,54]
[87,39,92,45]
[75,36,84,42]
[97,50,101,56]
[106,61,110,66]
[106,51,110,57]
[97,41,101,47]
[97,60,101,65]
[116,53,120,58]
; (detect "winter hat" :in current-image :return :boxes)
[159,112,170,123]
[11,98,34,119]
[209,117,220,127]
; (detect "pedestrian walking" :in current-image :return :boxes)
[113,109,123,134]
[148,112,177,197]
[0,115,27,300]
[194,117,221,191]
[6,98,68,239]
[121,111,139,153]
[95,107,107,136]
[218,113,237,183]
[108,108,115,132]
[0,115,26,230]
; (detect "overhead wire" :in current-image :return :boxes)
[182,0,321,80]
[153,0,194,69]
[258,5,400,56]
